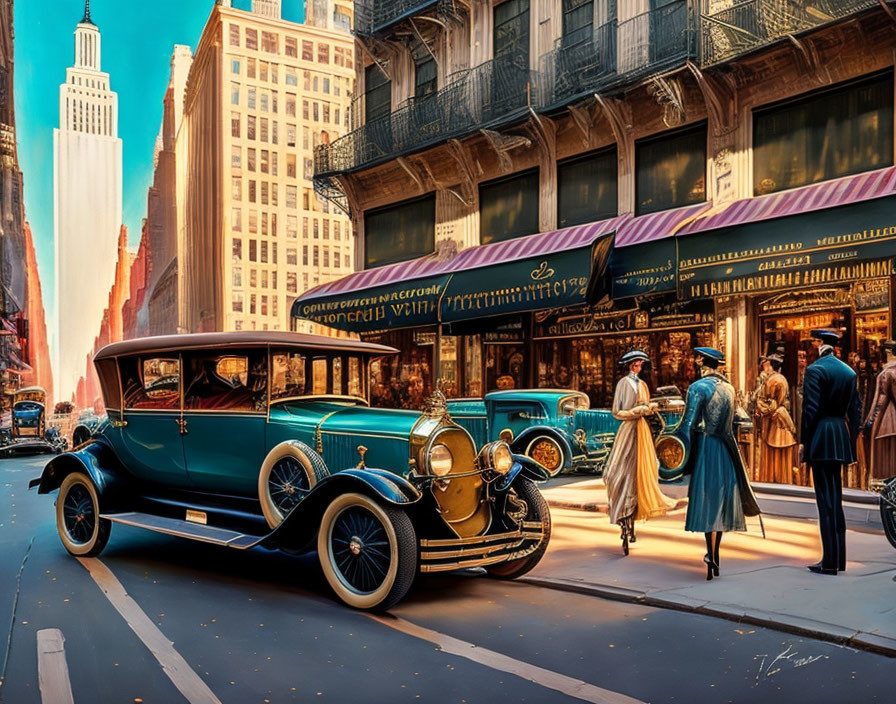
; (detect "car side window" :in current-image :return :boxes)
[347,356,362,397]
[271,351,307,400]
[183,351,267,412]
[312,358,328,394]
[122,356,181,410]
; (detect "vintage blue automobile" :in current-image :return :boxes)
[447,386,686,478]
[30,332,551,611]
[1,386,66,456]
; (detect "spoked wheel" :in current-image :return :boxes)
[269,456,312,516]
[486,478,552,580]
[525,436,565,477]
[880,479,896,550]
[318,493,416,611]
[56,472,110,557]
[259,441,327,529]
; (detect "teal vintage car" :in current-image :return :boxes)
[29,332,551,611]
[447,387,686,478]
[1,386,66,456]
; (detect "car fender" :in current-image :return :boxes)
[497,454,551,491]
[261,468,422,549]
[29,439,128,507]
[511,426,575,469]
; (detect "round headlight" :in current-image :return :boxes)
[429,444,454,477]
[493,442,513,475]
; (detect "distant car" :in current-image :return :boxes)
[1,386,66,456]
[448,386,687,479]
[30,332,551,611]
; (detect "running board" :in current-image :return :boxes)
[101,512,263,549]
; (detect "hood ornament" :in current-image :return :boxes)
[356,445,368,469]
[422,380,451,419]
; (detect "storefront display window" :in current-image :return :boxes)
[464,335,483,397]
[367,328,434,409]
[486,344,528,391]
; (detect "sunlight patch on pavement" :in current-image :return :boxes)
[77,557,222,704]
[367,612,647,704]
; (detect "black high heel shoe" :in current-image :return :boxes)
[703,554,718,581]
[629,520,637,543]
[620,520,630,556]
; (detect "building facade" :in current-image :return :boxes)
[53,2,123,403]
[177,0,355,334]
[301,0,896,490]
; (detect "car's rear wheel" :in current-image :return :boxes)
[259,441,329,528]
[525,435,566,476]
[56,472,110,557]
[486,478,551,580]
[318,493,416,611]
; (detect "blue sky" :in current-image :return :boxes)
[14,0,306,338]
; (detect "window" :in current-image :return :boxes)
[247,115,256,140]
[288,215,298,238]
[494,0,530,62]
[231,207,242,231]
[558,148,617,227]
[753,71,893,196]
[286,68,298,86]
[287,124,297,147]
[313,219,319,238]
[248,87,256,109]
[302,245,308,264]
[250,294,256,314]
[334,221,341,240]
[247,148,256,171]
[287,272,297,293]
[261,181,269,204]
[415,57,437,99]
[271,182,278,206]
[183,352,266,412]
[249,239,257,261]
[231,146,241,169]
[272,121,278,145]
[479,170,539,245]
[287,248,297,265]
[323,219,329,240]
[249,180,257,203]
[271,351,306,399]
[289,95,298,118]
[323,249,329,267]
[318,44,329,64]
[561,0,593,48]
[261,241,268,263]
[246,28,258,51]
[233,266,243,287]
[232,238,242,260]
[122,357,180,409]
[322,103,330,123]
[364,64,391,124]
[313,246,319,266]
[269,63,277,84]
[247,58,256,79]
[261,211,269,233]
[260,61,268,82]
[636,123,707,215]
[271,213,278,237]
[249,210,258,234]
[262,31,278,54]
[229,24,240,47]
[232,176,242,201]
[250,268,257,287]
[364,194,435,269]
[232,111,241,136]
[232,293,244,312]
[286,185,297,208]
[323,77,330,94]
[231,82,240,106]
[287,153,297,177]
[231,59,240,75]
[302,217,308,238]
[302,40,314,61]
[304,158,313,180]
[260,118,269,142]
[285,37,298,58]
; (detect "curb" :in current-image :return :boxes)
[520,575,896,658]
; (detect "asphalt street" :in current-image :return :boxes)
[0,455,891,704]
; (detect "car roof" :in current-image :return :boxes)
[15,386,46,395]
[94,331,398,361]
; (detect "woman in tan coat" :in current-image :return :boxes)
[864,340,896,480]
[755,353,797,483]
[604,350,675,555]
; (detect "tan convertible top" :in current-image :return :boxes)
[94,331,398,361]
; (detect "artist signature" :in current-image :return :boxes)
[754,644,829,684]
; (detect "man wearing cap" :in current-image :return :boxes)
[863,340,896,481]
[604,350,675,555]
[801,329,862,575]
[755,353,797,484]
[680,348,762,579]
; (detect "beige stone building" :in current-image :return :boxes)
[177,0,354,333]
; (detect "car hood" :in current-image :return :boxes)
[275,400,422,438]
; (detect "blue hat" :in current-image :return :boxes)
[619,350,650,367]
[811,329,841,345]
[694,347,725,364]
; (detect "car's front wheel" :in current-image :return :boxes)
[259,441,329,529]
[56,472,111,557]
[486,478,551,580]
[318,492,416,611]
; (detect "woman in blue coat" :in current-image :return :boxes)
[680,348,762,579]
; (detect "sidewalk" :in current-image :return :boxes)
[525,479,896,657]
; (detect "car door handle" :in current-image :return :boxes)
[111,419,128,428]
[175,418,188,435]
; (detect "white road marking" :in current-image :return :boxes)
[77,557,222,704]
[36,629,74,704]
[367,613,647,704]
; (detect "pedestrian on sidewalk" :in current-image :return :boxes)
[604,350,675,556]
[801,329,861,575]
[754,352,798,484]
[680,348,762,580]
[863,340,896,483]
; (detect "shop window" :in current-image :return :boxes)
[415,57,437,99]
[558,147,617,227]
[479,170,539,245]
[271,351,306,399]
[364,64,391,124]
[312,358,328,394]
[636,123,706,216]
[463,335,483,397]
[368,329,433,409]
[122,357,180,410]
[753,71,893,196]
[364,194,435,269]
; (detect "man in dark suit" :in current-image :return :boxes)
[800,329,862,575]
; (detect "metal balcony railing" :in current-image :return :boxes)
[700,0,882,65]
[354,0,442,36]
[315,54,537,178]
[540,1,695,110]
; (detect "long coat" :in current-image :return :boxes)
[801,353,861,465]
[604,375,674,524]
[681,373,761,532]
[866,361,896,480]
[756,371,797,484]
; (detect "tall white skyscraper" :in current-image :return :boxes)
[54,1,122,403]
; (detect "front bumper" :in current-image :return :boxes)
[418,521,545,573]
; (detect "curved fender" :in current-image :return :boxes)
[261,468,422,550]
[28,439,128,506]
[511,426,576,469]
[496,454,550,491]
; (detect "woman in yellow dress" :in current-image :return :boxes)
[604,350,675,555]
